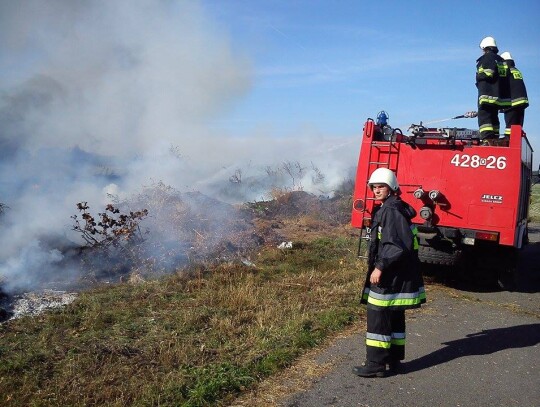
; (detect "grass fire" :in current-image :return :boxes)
[0,179,364,406]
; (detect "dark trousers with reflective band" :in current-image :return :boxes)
[477,104,500,139]
[504,108,525,135]
[366,307,405,365]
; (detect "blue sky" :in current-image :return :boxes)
[201,0,540,166]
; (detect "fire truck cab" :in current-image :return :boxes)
[351,115,533,288]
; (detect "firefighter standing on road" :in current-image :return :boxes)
[500,51,529,136]
[476,36,509,143]
[353,168,426,378]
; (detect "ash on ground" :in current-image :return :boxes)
[0,290,77,322]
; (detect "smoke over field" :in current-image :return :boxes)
[0,1,357,294]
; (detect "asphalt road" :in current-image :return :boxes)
[282,227,540,407]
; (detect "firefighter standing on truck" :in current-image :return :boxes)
[500,51,529,137]
[476,36,510,143]
[353,168,426,378]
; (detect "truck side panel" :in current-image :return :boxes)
[352,123,531,249]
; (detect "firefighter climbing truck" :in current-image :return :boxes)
[351,112,534,287]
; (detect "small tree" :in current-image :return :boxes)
[310,162,325,185]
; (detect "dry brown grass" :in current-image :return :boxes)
[267,187,299,203]
[0,236,365,407]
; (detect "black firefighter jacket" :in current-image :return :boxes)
[505,60,529,110]
[361,194,426,310]
[476,50,510,108]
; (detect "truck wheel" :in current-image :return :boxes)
[418,245,462,266]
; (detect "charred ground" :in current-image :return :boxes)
[0,183,356,321]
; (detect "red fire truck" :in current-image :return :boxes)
[351,112,534,288]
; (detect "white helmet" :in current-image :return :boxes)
[500,51,513,60]
[479,36,497,50]
[368,168,399,191]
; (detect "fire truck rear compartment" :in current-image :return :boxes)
[352,117,533,288]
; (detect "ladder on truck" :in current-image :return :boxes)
[357,124,402,259]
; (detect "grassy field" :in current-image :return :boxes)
[530,183,540,222]
[0,235,365,407]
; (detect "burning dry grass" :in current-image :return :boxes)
[64,183,352,291]
[0,233,365,406]
[63,182,269,287]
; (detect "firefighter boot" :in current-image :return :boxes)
[480,138,496,146]
[494,136,510,147]
[352,361,386,378]
[480,132,498,146]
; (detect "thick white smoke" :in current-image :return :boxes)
[0,0,358,293]
[0,0,252,155]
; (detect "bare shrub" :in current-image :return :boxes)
[282,161,305,188]
[265,165,280,178]
[310,162,325,185]
[72,202,148,249]
[71,202,149,279]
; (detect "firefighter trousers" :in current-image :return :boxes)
[504,108,525,135]
[477,104,500,139]
[366,307,405,365]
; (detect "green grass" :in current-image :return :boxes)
[0,236,365,407]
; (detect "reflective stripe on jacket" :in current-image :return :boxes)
[476,51,510,107]
[505,61,529,109]
[361,195,426,310]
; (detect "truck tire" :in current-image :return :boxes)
[418,245,462,266]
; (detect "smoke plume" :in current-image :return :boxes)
[0,0,357,293]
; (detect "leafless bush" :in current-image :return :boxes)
[282,160,305,188]
[265,165,280,178]
[71,202,149,278]
[311,162,325,185]
[72,202,148,249]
